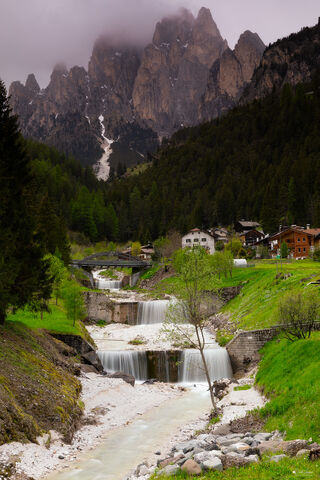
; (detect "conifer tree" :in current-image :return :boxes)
[0,80,51,324]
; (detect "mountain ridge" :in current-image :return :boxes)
[9,6,265,175]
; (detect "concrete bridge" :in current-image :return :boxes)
[71,251,151,288]
[71,251,151,269]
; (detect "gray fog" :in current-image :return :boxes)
[1,0,319,88]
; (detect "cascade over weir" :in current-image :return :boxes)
[92,270,233,384]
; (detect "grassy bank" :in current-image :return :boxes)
[0,321,82,445]
[256,333,320,442]
[154,456,320,479]
[6,301,91,341]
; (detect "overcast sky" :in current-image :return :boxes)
[1,0,319,88]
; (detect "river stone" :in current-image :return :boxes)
[296,449,310,457]
[282,440,309,456]
[270,454,287,463]
[246,454,259,463]
[81,351,104,372]
[202,457,223,471]
[157,464,180,476]
[233,442,251,453]
[221,452,250,469]
[258,440,283,454]
[254,433,273,442]
[157,457,175,468]
[175,440,198,453]
[243,436,254,445]
[181,459,202,475]
[138,465,149,476]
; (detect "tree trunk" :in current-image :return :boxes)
[199,345,217,411]
[0,310,6,325]
[195,326,217,411]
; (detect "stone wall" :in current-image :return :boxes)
[83,291,138,324]
[113,302,138,325]
[226,322,320,372]
[83,291,114,323]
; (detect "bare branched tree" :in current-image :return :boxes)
[161,246,221,411]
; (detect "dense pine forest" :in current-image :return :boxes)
[106,72,320,240]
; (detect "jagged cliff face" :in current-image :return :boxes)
[9,6,265,173]
[242,21,320,102]
[200,31,265,121]
[132,7,228,136]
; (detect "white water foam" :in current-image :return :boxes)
[98,351,148,381]
[178,348,233,384]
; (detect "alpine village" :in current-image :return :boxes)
[1,3,320,480]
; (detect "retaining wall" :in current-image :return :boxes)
[226,322,320,372]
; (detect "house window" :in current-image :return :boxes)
[298,248,301,252]
[194,238,199,242]
[201,238,207,242]
[303,247,306,252]
[297,237,301,242]
[186,239,191,243]
[302,237,306,242]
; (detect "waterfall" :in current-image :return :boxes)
[136,300,170,324]
[178,349,233,384]
[96,278,122,290]
[98,351,148,381]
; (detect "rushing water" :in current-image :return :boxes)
[98,351,148,381]
[98,348,233,384]
[136,300,170,324]
[178,348,233,384]
[48,390,211,480]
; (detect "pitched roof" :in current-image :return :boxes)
[237,220,260,228]
[270,226,320,240]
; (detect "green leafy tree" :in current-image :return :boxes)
[161,246,221,410]
[0,80,52,324]
[62,280,85,327]
[131,241,141,257]
[46,254,68,305]
[280,241,289,259]
[212,251,233,279]
[225,237,243,258]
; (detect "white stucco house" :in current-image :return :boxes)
[182,228,216,254]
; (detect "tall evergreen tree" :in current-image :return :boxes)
[0,80,51,324]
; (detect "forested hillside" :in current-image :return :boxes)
[25,140,118,243]
[106,72,320,240]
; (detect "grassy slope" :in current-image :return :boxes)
[256,333,320,442]
[0,322,82,445]
[221,261,320,329]
[155,260,320,330]
[6,301,93,343]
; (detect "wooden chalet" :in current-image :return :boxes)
[239,229,264,247]
[269,225,320,259]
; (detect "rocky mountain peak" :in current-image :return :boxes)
[25,74,40,94]
[152,9,194,46]
[195,7,221,38]
[234,30,265,83]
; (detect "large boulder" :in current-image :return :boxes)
[109,371,135,386]
[81,351,104,372]
[282,440,309,456]
[181,459,202,475]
